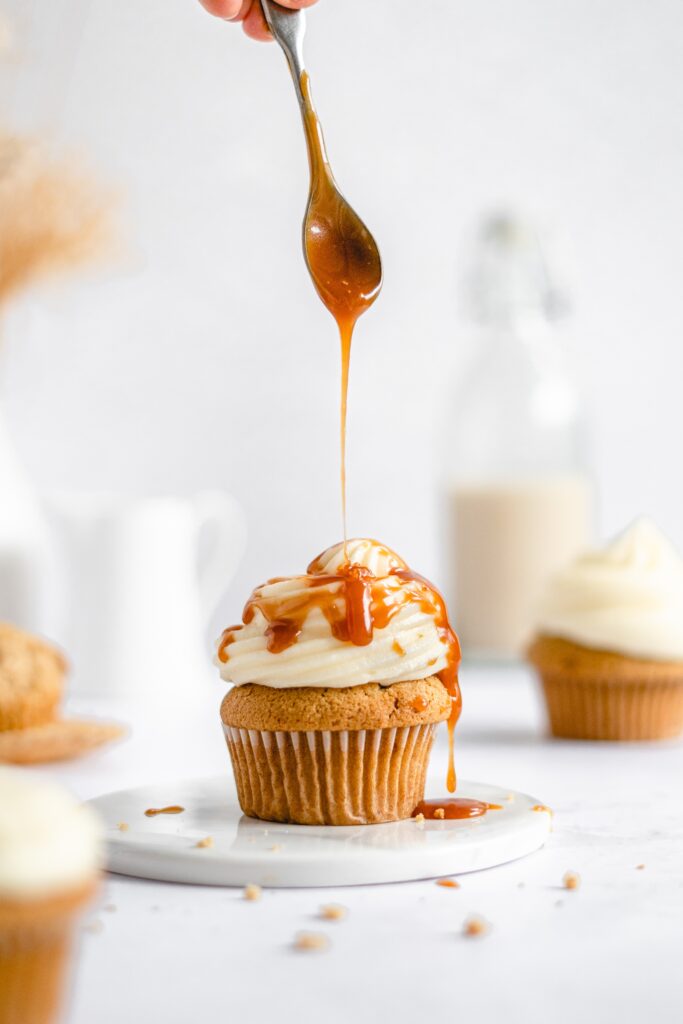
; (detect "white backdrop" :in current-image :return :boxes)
[2,0,683,632]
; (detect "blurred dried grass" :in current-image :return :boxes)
[0,130,115,308]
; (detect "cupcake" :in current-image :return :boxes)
[216,538,461,825]
[528,519,683,740]
[0,768,102,1024]
[0,623,124,764]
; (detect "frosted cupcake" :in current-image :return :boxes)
[0,769,102,1024]
[528,520,683,740]
[217,539,461,825]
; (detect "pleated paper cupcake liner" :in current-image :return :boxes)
[223,723,437,825]
[0,884,95,1024]
[540,674,683,741]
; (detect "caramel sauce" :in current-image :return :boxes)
[392,639,406,657]
[486,803,503,810]
[299,71,382,544]
[144,806,184,817]
[412,798,488,821]
[436,878,460,889]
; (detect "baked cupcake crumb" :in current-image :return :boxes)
[243,884,262,901]
[433,807,445,820]
[195,836,214,849]
[562,870,581,890]
[294,931,329,952]
[320,903,347,921]
[463,915,490,937]
[414,812,425,824]
[117,822,129,832]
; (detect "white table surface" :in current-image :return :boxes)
[45,665,683,1024]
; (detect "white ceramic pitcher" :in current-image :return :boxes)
[44,491,246,701]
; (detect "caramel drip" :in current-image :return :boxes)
[144,806,184,817]
[412,798,488,821]
[299,72,382,547]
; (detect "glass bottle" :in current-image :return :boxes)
[443,213,593,661]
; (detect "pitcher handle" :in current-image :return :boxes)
[194,491,247,619]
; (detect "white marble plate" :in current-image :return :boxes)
[90,776,551,888]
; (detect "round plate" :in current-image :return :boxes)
[90,776,551,888]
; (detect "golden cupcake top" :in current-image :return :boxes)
[0,623,65,731]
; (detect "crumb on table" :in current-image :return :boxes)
[294,931,330,952]
[195,836,214,849]
[244,884,262,902]
[562,870,581,890]
[463,915,490,938]
[116,822,129,832]
[414,812,425,824]
[320,903,347,921]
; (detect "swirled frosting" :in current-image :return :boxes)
[216,538,457,689]
[535,519,683,661]
[0,769,102,898]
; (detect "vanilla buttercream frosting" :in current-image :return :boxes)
[216,538,452,689]
[535,519,683,661]
[0,769,102,898]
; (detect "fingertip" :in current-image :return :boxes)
[199,0,243,18]
[242,3,273,41]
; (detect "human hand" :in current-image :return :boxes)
[199,0,319,42]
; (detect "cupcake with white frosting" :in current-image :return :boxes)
[0,769,102,1024]
[527,519,683,740]
[217,539,461,824]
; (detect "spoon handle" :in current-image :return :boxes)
[261,1,307,106]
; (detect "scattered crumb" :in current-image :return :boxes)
[243,884,262,902]
[294,931,329,952]
[636,864,645,871]
[433,808,445,820]
[103,904,117,913]
[463,915,490,938]
[562,871,581,890]
[320,903,347,921]
[116,822,129,832]
[532,805,553,815]
[269,844,283,853]
[195,836,214,849]
[437,879,460,889]
[84,919,104,935]
[414,812,425,824]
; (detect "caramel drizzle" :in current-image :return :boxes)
[144,805,185,817]
[412,798,487,821]
[299,72,382,548]
[217,559,462,792]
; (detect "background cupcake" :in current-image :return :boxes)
[0,623,124,765]
[528,519,683,741]
[0,769,102,1024]
[217,539,460,825]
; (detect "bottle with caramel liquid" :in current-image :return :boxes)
[443,213,593,662]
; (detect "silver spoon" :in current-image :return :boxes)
[260,0,382,323]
